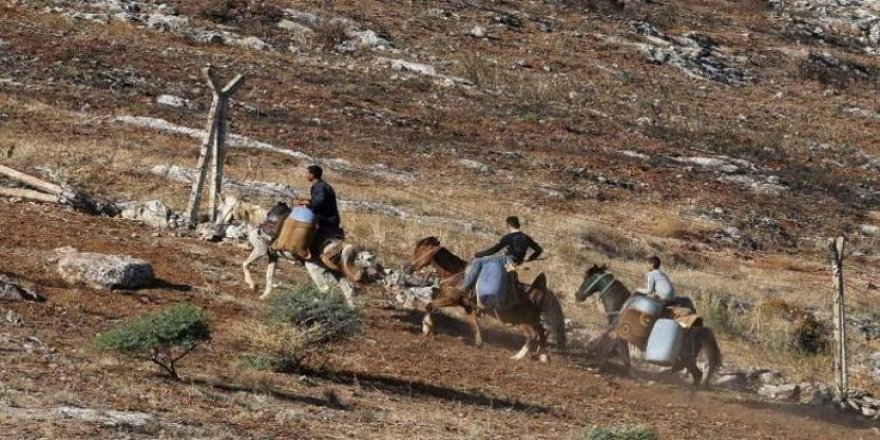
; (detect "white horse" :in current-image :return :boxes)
[217,195,383,301]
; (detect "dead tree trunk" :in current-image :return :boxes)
[829,236,848,396]
[185,66,245,227]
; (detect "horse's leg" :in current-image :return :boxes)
[535,323,549,363]
[304,261,331,293]
[463,307,483,348]
[422,293,460,337]
[259,255,278,300]
[337,277,356,306]
[512,324,535,361]
[242,234,268,291]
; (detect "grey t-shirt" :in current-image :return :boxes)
[645,269,675,300]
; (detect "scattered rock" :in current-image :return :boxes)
[458,159,491,173]
[859,224,879,236]
[5,310,22,325]
[619,150,650,161]
[712,372,749,391]
[626,22,750,84]
[0,275,45,302]
[235,36,270,51]
[156,94,189,108]
[120,200,175,229]
[278,19,314,44]
[470,25,487,38]
[758,383,800,401]
[55,248,154,290]
[798,382,833,406]
[145,14,190,33]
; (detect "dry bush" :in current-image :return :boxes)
[648,217,690,239]
[197,0,283,28]
[313,19,350,52]
[752,254,818,272]
[231,320,317,371]
[753,299,830,354]
[579,224,653,262]
[798,52,876,89]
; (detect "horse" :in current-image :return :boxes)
[575,264,722,386]
[216,195,384,301]
[403,236,566,361]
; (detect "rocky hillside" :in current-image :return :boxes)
[1,0,879,437]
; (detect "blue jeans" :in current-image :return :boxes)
[458,255,512,292]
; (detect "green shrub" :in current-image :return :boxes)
[238,284,362,372]
[265,284,362,343]
[94,303,210,379]
[585,425,657,440]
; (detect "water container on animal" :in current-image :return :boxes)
[272,208,316,259]
[645,318,685,366]
[628,296,663,318]
[616,307,657,350]
[476,259,508,310]
[289,206,315,224]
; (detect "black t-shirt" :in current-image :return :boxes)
[475,231,543,264]
[308,180,340,228]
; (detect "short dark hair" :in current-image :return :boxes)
[649,256,661,269]
[307,165,323,179]
[506,216,520,229]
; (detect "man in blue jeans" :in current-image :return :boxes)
[458,216,543,309]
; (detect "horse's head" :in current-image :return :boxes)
[339,245,385,284]
[403,236,442,274]
[575,264,611,302]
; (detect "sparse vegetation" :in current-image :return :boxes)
[236,284,362,372]
[584,424,657,440]
[93,303,210,379]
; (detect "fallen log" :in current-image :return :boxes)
[0,164,64,195]
[0,187,60,203]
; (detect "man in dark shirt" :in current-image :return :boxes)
[295,165,344,257]
[457,216,543,298]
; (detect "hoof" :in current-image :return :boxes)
[259,293,270,301]
[510,353,527,361]
[421,316,433,336]
[474,341,484,349]
[538,353,550,363]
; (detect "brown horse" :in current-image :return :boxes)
[404,237,566,361]
[576,264,722,385]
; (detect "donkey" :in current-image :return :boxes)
[404,236,566,361]
[576,264,722,385]
[216,195,383,301]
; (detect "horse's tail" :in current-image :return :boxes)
[693,326,722,385]
[532,273,567,351]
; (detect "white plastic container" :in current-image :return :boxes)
[627,295,663,318]
[289,206,315,224]
[645,318,685,366]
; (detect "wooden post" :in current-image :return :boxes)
[829,236,848,395]
[208,74,245,222]
[185,66,245,227]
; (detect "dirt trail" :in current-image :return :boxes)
[0,200,874,439]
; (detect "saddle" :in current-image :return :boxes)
[319,240,364,283]
[260,202,291,240]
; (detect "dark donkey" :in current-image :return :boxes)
[576,264,722,385]
[404,237,566,361]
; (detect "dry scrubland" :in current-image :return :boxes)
[0,0,879,438]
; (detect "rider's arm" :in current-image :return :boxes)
[526,236,543,261]
[307,184,326,211]
[635,271,654,295]
[474,235,510,258]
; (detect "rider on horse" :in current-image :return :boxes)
[457,216,543,310]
